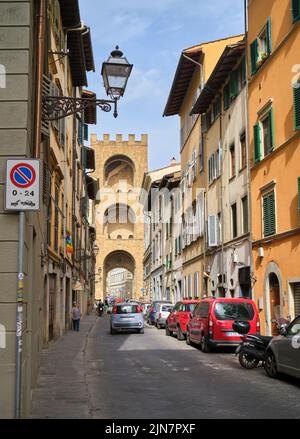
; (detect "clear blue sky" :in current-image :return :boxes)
[79,0,245,170]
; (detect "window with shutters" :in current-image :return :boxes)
[292,0,300,23]
[229,143,236,179]
[230,70,238,101]
[208,215,218,247]
[293,82,300,130]
[213,96,221,120]
[254,107,274,163]
[223,83,230,111]
[242,195,249,234]
[231,203,238,239]
[262,191,276,237]
[194,272,199,297]
[250,19,272,75]
[199,136,204,172]
[240,131,247,169]
[192,149,197,181]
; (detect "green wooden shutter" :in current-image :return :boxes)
[269,193,276,235]
[269,108,275,151]
[230,71,238,99]
[263,196,270,236]
[293,83,300,129]
[267,17,272,53]
[253,123,261,163]
[292,0,300,22]
[250,39,258,75]
[241,57,246,84]
[263,193,276,236]
[223,84,230,110]
[84,123,89,141]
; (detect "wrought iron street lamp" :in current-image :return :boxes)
[101,46,133,101]
[42,46,133,121]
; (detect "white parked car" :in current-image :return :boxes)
[155,304,174,329]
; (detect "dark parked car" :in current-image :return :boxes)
[265,315,300,379]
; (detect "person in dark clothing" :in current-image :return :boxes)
[98,300,104,316]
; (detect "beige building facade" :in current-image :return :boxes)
[91,134,148,301]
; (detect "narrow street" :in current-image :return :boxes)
[31,314,300,419]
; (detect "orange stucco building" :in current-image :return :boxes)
[248,0,300,335]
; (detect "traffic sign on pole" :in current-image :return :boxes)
[5,160,40,211]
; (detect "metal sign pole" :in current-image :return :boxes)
[15,211,25,419]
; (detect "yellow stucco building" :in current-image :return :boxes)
[164,35,243,299]
[248,0,300,334]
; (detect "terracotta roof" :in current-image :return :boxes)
[192,40,245,115]
[163,46,203,117]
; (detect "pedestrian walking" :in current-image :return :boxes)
[71,302,81,332]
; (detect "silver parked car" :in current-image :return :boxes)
[110,303,144,335]
[265,315,300,379]
[155,304,173,329]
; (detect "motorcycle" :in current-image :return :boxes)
[98,305,104,317]
[233,308,291,370]
[233,320,273,369]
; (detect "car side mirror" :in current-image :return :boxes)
[279,324,288,336]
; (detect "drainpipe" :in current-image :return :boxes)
[244,0,254,298]
[34,0,46,158]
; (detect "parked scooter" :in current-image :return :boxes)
[233,320,273,369]
[233,310,290,369]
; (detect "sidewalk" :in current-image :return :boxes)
[30,313,97,419]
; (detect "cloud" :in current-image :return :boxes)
[122,68,163,104]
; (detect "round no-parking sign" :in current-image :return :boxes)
[5,160,40,211]
[10,163,37,189]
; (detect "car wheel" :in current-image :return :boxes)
[139,328,144,334]
[238,351,260,369]
[110,327,117,335]
[200,335,211,353]
[156,322,161,329]
[177,325,185,341]
[165,326,172,336]
[265,351,279,379]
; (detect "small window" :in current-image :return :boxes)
[117,235,122,240]
[250,18,272,75]
[253,107,274,163]
[240,131,247,169]
[229,143,236,178]
[231,203,237,239]
[242,195,249,234]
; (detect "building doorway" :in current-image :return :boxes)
[49,274,56,341]
[269,273,280,336]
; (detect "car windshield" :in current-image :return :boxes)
[116,305,139,314]
[161,305,173,312]
[214,302,255,321]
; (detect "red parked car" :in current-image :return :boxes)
[186,298,260,352]
[166,301,199,340]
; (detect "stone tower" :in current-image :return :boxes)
[91,134,148,300]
